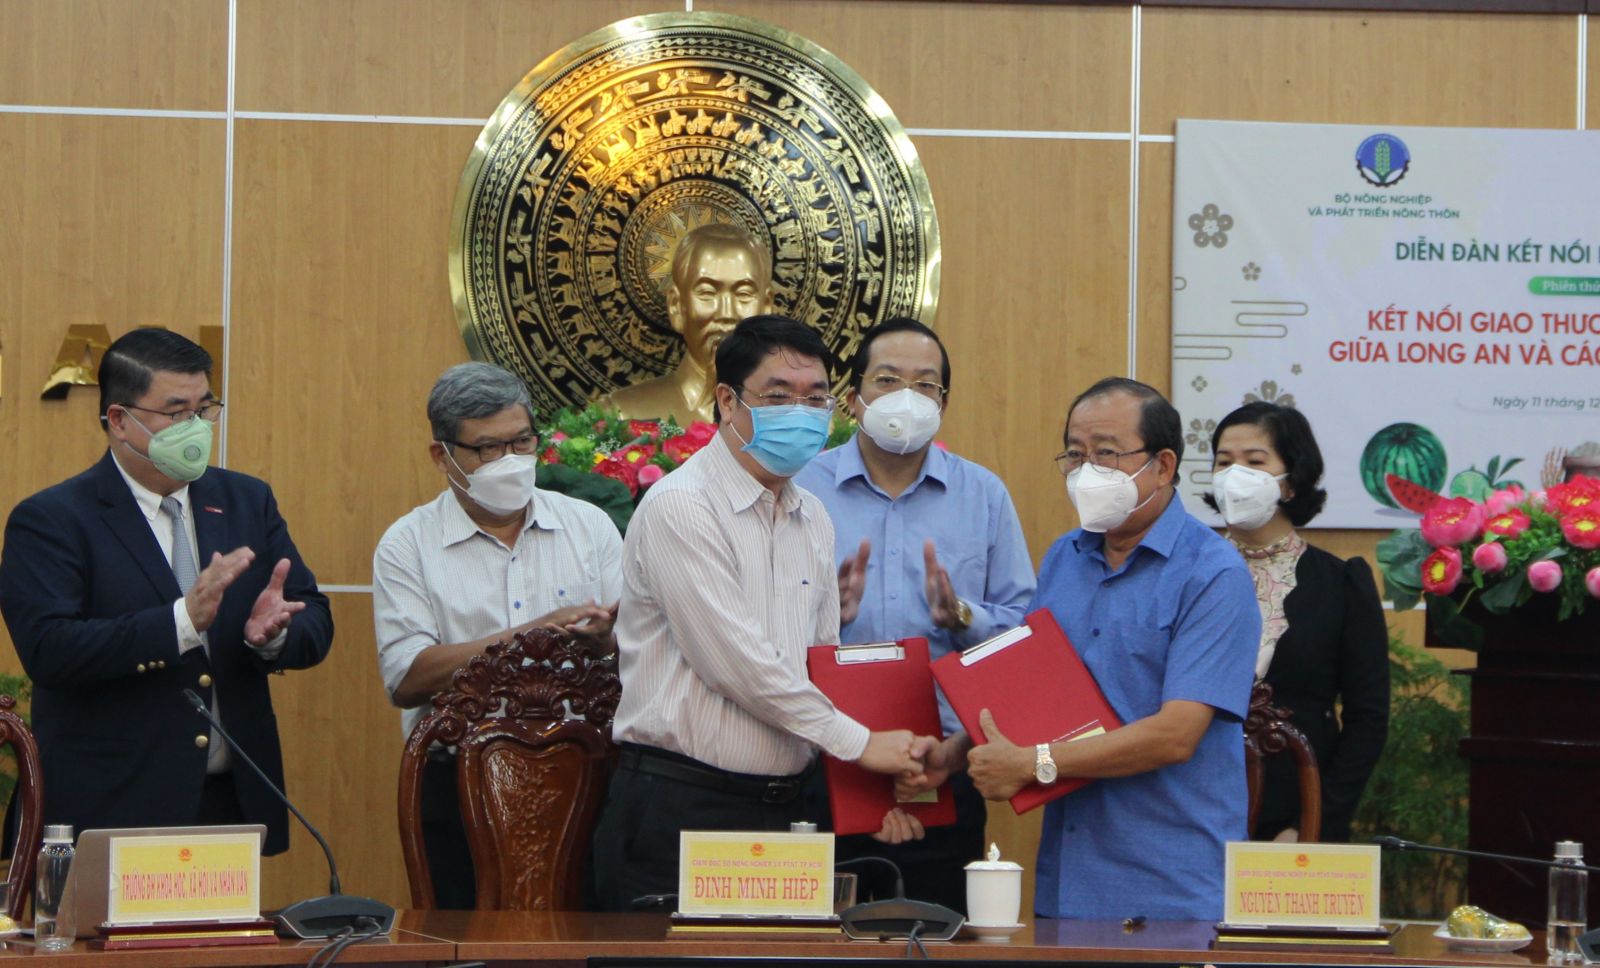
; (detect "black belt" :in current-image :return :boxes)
[619,743,811,805]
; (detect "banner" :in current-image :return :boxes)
[1172,120,1600,528]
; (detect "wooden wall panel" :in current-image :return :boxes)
[1142,7,1579,134]
[917,137,1131,564]
[227,119,479,586]
[0,0,227,110]
[1591,18,1599,125]
[0,113,225,670]
[261,592,408,910]
[234,0,675,118]
[703,0,1134,131]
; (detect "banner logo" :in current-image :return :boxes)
[1355,133,1411,187]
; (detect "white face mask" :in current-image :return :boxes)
[1066,457,1156,533]
[1212,464,1287,531]
[446,450,538,516]
[859,388,942,455]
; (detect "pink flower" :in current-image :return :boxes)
[1528,559,1564,593]
[1587,567,1600,599]
[550,431,568,442]
[1420,547,1463,595]
[1471,542,1508,573]
[1484,485,1527,516]
[1420,497,1485,548]
[1484,508,1531,538]
[636,463,665,488]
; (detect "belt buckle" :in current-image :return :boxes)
[762,778,796,804]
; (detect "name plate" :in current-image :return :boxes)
[107,833,262,925]
[1223,842,1381,930]
[678,831,834,918]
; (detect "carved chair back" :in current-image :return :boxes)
[1243,680,1323,843]
[399,628,619,910]
[0,694,43,920]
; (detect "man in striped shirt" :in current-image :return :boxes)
[591,315,927,911]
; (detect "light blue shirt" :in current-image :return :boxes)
[1030,492,1258,921]
[795,435,1035,735]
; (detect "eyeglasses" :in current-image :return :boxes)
[1055,447,1149,476]
[735,386,838,410]
[120,401,225,424]
[444,433,539,463]
[867,373,947,400]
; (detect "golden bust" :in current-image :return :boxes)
[603,223,773,425]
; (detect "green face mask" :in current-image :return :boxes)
[126,411,214,482]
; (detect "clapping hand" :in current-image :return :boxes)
[244,558,306,647]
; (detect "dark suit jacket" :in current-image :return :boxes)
[0,452,333,854]
[1256,544,1390,843]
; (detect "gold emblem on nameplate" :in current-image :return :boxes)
[450,12,940,414]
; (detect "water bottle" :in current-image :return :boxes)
[34,824,75,951]
[1547,840,1587,964]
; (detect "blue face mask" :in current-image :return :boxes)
[733,398,832,477]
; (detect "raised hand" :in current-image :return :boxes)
[185,546,256,633]
[837,539,871,626]
[922,540,960,629]
[244,558,306,646]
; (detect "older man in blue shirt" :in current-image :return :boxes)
[795,317,1034,914]
[911,377,1258,921]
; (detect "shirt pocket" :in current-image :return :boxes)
[1105,624,1173,716]
[550,578,601,609]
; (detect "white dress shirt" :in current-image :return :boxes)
[611,432,869,776]
[373,486,624,738]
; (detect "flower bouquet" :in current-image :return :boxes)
[534,405,718,533]
[1377,474,1600,649]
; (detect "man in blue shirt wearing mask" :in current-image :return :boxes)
[907,377,1258,921]
[796,317,1034,914]
[591,314,930,911]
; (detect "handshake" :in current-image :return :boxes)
[855,730,973,845]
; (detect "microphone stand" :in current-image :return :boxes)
[183,689,396,938]
[1373,836,1600,876]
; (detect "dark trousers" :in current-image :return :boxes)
[588,744,819,912]
[421,754,476,909]
[830,771,987,915]
[197,772,246,826]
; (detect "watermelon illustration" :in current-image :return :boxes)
[1386,473,1443,514]
[1360,423,1447,509]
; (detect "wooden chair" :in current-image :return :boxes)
[0,693,43,921]
[398,628,620,911]
[1243,680,1322,843]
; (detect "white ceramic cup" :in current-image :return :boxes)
[964,859,1023,927]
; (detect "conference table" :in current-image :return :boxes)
[0,911,1559,967]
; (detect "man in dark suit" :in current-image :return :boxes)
[0,328,332,855]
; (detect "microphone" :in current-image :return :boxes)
[182,689,396,938]
[834,855,964,942]
[1373,835,1600,875]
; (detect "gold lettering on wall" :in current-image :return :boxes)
[40,324,112,399]
[36,324,225,400]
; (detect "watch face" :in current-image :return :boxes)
[1036,761,1058,784]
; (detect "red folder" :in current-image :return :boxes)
[930,609,1122,814]
[807,638,957,836]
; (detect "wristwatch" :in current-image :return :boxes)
[951,598,973,632]
[1034,743,1059,785]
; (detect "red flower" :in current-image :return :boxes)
[1420,547,1463,595]
[539,446,561,464]
[1420,546,1463,595]
[627,420,662,439]
[683,421,718,446]
[1484,508,1531,538]
[637,463,665,488]
[661,434,697,464]
[1561,506,1600,549]
[593,456,639,497]
[615,443,657,466]
[1547,475,1600,515]
[1420,497,1484,548]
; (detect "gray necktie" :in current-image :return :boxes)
[160,496,198,593]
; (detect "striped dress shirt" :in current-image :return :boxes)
[373,487,624,738]
[612,431,870,775]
